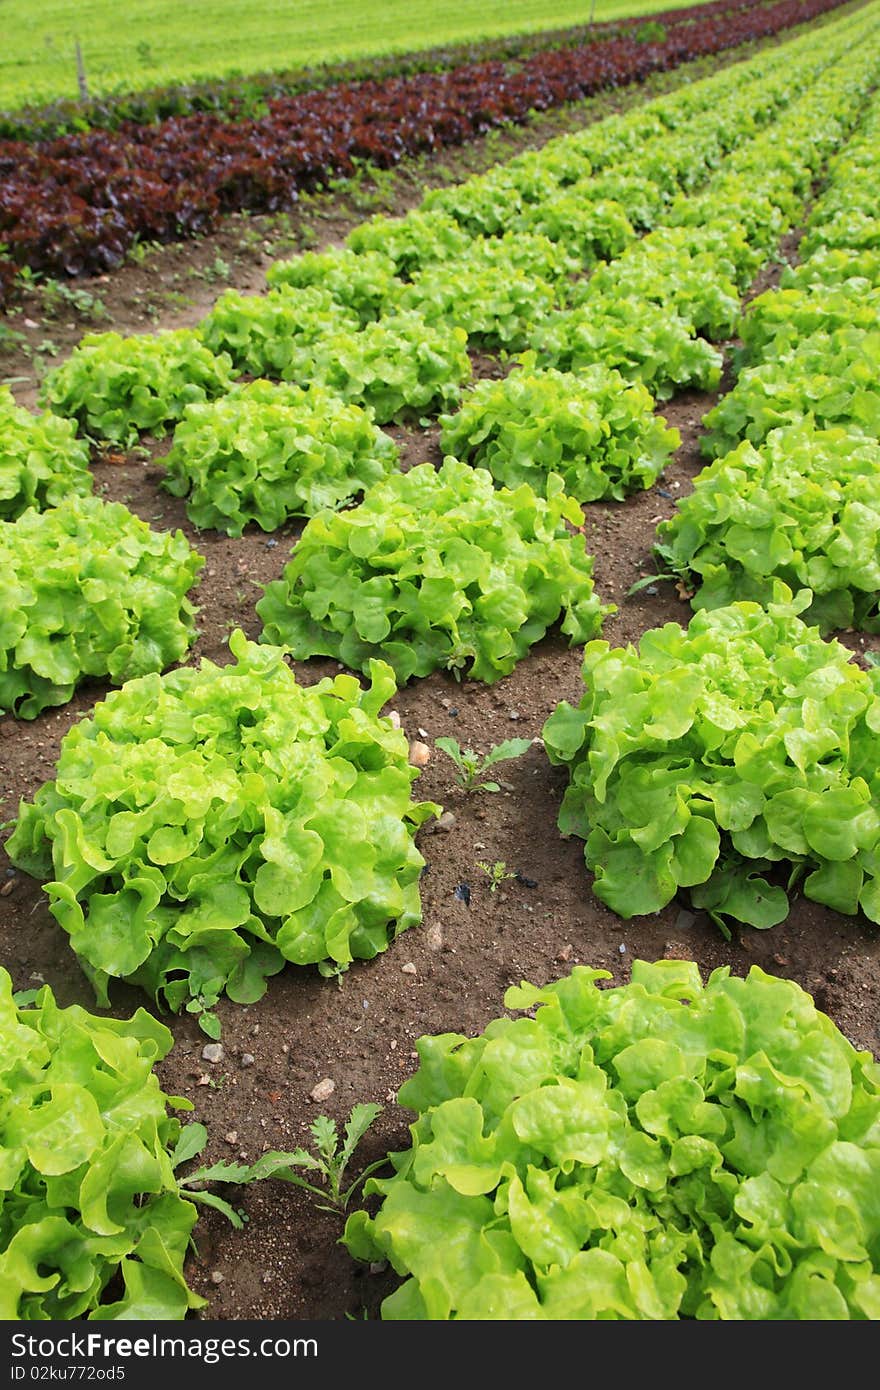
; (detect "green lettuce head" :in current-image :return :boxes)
[344,961,880,1320]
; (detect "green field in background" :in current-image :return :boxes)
[0,0,714,111]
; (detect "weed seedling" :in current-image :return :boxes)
[476,860,518,893]
[435,736,531,793]
[176,1103,386,1224]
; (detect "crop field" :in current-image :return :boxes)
[1,0,879,1329]
[0,0,718,109]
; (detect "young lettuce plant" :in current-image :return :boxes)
[435,736,532,793]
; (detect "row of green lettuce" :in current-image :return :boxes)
[3,7,876,733]
[4,7,880,1322]
[544,61,880,938]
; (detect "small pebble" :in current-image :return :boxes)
[646,585,658,597]
[369,1261,388,1275]
[387,710,401,728]
[202,1043,225,1064]
[425,924,443,951]
[210,1271,225,1285]
[401,962,417,975]
[224,1130,238,1145]
[309,1077,335,1103]
[508,710,520,721]
[618,943,627,955]
[408,740,431,767]
[0,878,16,897]
[265,538,278,548]
[556,944,574,962]
[429,811,456,833]
[240,1053,255,1068]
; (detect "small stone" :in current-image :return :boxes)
[387,710,401,728]
[618,943,627,954]
[440,698,452,709]
[202,1043,225,1064]
[23,317,38,329]
[309,1077,335,1103]
[265,537,278,548]
[196,1073,212,1086]
[210,1271,225,1285]
[430,811,456,833]
[418,727,429,739]
[369,1260,388,1275]
[663,940,692,960]
[401,962,417,975]
[224,1130,238,1145]
[240,1052,255,1068]
[508,710,520,721]
[556,944,574,962]
[425,924,443,951]
[250,1024,260,1036]
[408,740,431,767]
[0,878,16,897]
[389,1040,397,1050]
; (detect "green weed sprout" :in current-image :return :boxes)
[435,736,531,793]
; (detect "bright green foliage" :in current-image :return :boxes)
[0,969,203,1320]
[270,311,472,422]
[458,231,580,287]
[257,458,612,683]
[198,285,359,378]
[0,495,203,718]
[162,379,399,536]
[654,426,880,634]
[737,287,880,367]
[439,364,678,501]
[701,329,880,458]
[0,387,93,521]
[400,260,558,351]
[665,178,787,267]
[345,210,472,277]
[435,736,532,794]
[543,591,880,933]
[529,298,722,400]
[40,330,237,446]
[570,228,744,338]
[6,633,439,1013]
[344,960,880,1320]
[574,172,667,232]
[265,248,403,325]
[800,211,880,260]
[781,249,880,293]
[512,196,636,267]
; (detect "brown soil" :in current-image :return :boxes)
[1,11,879,1324]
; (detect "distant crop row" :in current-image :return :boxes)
[0,0,778,139]
[0,0,850,304]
